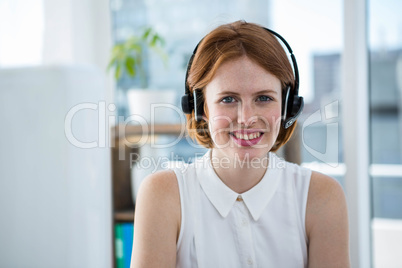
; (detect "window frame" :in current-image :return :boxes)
[342,0,372,267]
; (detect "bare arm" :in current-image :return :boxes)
[306,171,350,268]
[130,170,181,268]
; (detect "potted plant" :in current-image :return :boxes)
[108,27,179,203]
[108,26,177,124]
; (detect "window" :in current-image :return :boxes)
[369,0,402,266]
[270,0,344,183]
[0,0,44,67]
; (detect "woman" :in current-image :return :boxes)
[131,21,350,267]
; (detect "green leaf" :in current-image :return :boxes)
[128,43,142,53]
[143,27,152,40]
[149,34,157,47]
[125,56,136,77]
[115,64,122,81]
[107,25,169,81]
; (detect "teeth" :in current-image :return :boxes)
[233,132,261,140]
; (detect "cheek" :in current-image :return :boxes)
[274,111,282,127]
[207,107,235,129]
[208,114,233,137]
[263,108,282,138]
[265,108,281,125]
[206,108,235,146]
[270,109,281,120]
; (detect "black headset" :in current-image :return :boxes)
[181,26,304,129]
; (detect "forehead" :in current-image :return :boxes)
[205,56,281,95]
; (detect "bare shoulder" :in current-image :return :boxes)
[307,171,346,212]
[305,171,350,267]
[135,169,181,233]
[306,171,347,232]
[131,169,181,268]
[137,169,180,205]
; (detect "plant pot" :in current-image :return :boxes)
[126,89,178,124]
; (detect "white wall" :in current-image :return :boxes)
[0,0,114,267]
[42,0,114,104]
[0,66,112,268]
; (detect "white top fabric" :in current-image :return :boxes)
[171,150,312,268]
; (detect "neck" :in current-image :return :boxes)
[210,149,269,193]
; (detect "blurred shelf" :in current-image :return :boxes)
[111,123,185,267]
[112,123,186,139]
[114,209,135,223]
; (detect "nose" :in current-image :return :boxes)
[237,102,257,127]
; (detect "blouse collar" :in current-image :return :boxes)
[195,149,283,221]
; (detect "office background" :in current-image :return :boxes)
[0,0,401,267]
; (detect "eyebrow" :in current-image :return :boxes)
[216,89,279,96]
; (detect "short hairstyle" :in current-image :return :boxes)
[185,20,297,152]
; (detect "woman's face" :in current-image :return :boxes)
[204,56,282,162]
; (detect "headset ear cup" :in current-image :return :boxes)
[291,96,304,118]
[193,89,205,122]
[181,94,192,114]
[282,96,304,129]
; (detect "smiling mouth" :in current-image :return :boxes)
[229,131,264,146]
[229,132,263,140]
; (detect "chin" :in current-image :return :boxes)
[233,147,270,162]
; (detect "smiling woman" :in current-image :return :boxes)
[131,21,350,268]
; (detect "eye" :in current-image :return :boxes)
[257,95,273,102]
[221,96,236,103]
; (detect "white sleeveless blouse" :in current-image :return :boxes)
[170,150,312,268]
